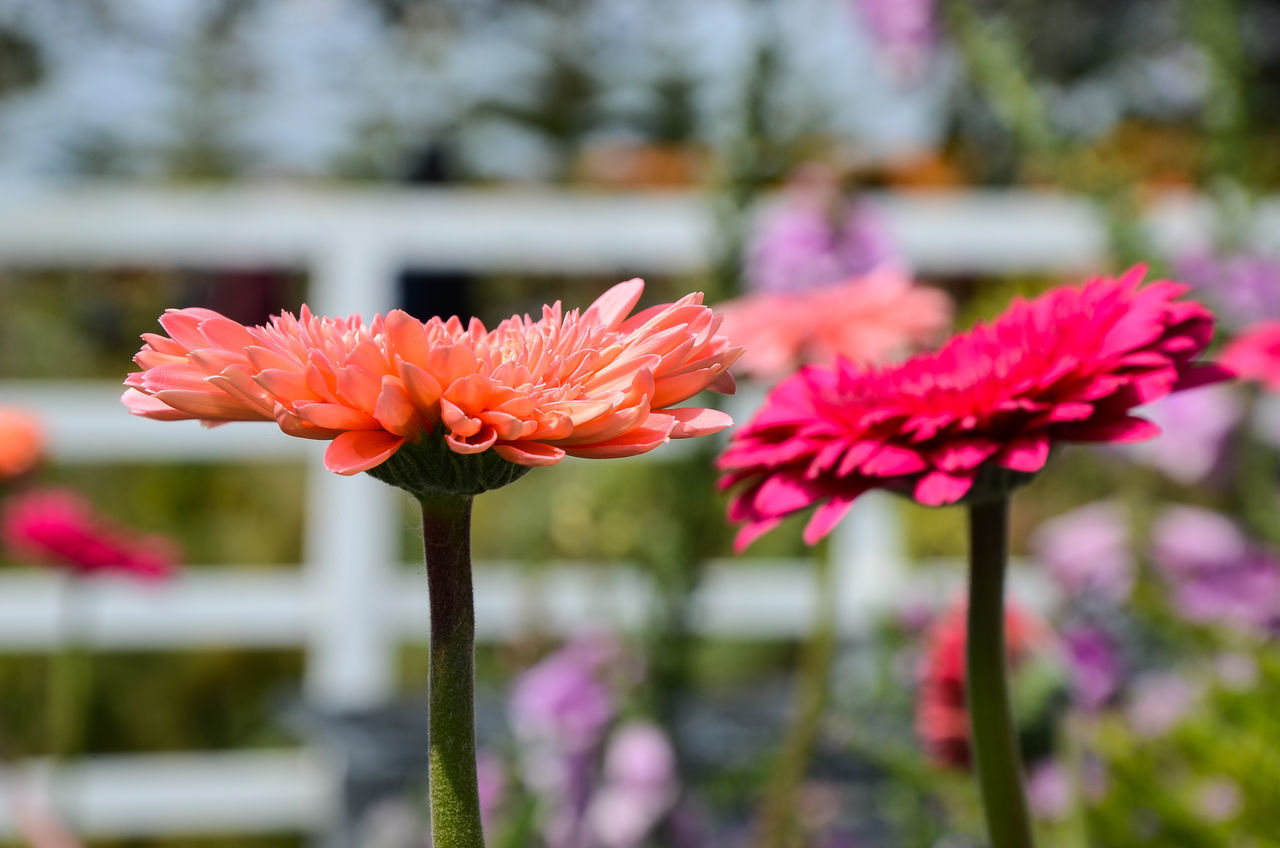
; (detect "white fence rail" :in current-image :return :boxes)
[0,187,1270,841]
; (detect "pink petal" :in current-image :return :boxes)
[998,435,1050,472]
[914,470,976,506]
[734,518,783,554]
[802,494,860,545]
[1063,416,1161,443]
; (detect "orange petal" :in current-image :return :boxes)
[385,310,431,365]
[197,315,259,351]
[666,407,734,438]
[121,388,190,420]
[494,441,567,467]
[374,376,426,438]
[325,430,406,475]
[440,398,482,438]
[255,368,317,403]
[445,426,498,454]
[583,278,645,331]
[562,416,677,459]
[399,361,444,412]
[294,402,381,431]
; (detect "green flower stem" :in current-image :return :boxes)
[48,576,88,763]
[754,540,836,848]
[419,492,485,848]
[967,497,1035,848]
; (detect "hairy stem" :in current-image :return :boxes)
[420,492,485,848]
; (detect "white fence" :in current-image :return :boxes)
[0,187,1273,842]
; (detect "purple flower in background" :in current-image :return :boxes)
[509,639,616,757]
[1031,501,1134,603]
[1121,384,1242,484]
[745,163,899,294]
[1151,507,1280,634]
[850,0,939,82]
[508,636,620,848]
[585,722,679,848]
[1063,626,1123,711]
[1150,506,1248,574]
[1176,250,1280,331]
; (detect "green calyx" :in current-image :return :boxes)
[364,429,532,499]
[954,463,1041,506]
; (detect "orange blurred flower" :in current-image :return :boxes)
[0,409,45,481]
[718,266,951,380]
[124,279,743,476]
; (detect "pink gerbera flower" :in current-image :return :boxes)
[123,279,742,483]
[719,266,1229,550]
[1,488,178,580]
[718,266,952,379]
[1219,320,1280,391]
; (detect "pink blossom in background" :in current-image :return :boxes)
[1119,384,1241,483]
[1195,778,1243,823]
[1026,761,1072,822]
[720,267,1229,550]
[475,751,507,836]
[1175,250,1280,331]
[1,488,178,581]
[718,266,952,380]
[1126,673,1198,737]
[850,0,939,82]
[745,164,899,295]
[1031,501,1134,603]
[585,722,679,848]
[1220,320,1280,391]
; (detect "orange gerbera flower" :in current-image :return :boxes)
[0,409,45,481]
[124,279,742,484]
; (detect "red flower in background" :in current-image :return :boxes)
[916,603,1046,768]
[1,488,178,581]
[0,409,45,482]
[1219,320,1280,391]
[719,267,1229,551]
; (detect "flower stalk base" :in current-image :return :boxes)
[967,496,1036,848]
[420,492,485,848]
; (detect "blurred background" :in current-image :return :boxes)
[1,0,1280,846]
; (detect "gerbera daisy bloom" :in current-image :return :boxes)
[1,488,177,581]
[1219,319,1280,391]
[719,266,1230,551]
[718,266,952,380]
[0,408,45,481]
[123,281,741,848]
[124,279,742,491]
